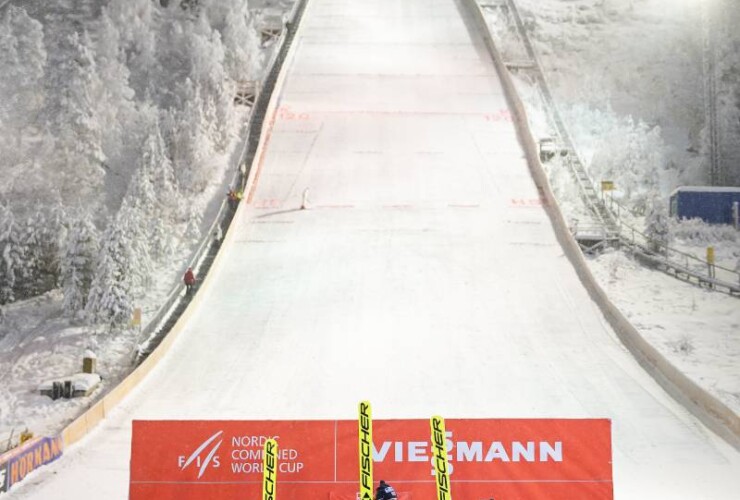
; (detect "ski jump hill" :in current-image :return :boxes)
[10,0,740,498]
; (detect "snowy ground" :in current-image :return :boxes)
[1,0,292,451]
[480,0,740,416]
[0,139,242,448]
[515,0,705,184]
[6,0,740,499]
[589,249,740,415]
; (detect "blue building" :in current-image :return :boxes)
[669,187,740,225]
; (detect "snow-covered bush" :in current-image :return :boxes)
[671,217,740,245]
[644,194,672,253]
[671,335,695,356]
[566,106,672,213]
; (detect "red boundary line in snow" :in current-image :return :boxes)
[246,110,279,204]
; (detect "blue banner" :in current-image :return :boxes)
[0,460,7,493]
[0,435,63,493]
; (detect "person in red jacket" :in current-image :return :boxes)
[184,267,195,295]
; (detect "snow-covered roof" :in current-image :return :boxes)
[670,186,740,196]
[38,373,101,392]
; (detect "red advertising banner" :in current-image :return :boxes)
[130,419,612,499]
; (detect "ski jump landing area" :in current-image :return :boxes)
[10,0,740,498]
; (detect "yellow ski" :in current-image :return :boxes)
[358,401,373,500]
[263,438,278,500]
[431,416,452,500]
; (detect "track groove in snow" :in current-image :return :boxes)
[9,0,740,499]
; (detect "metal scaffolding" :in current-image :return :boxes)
[702,0,724,186]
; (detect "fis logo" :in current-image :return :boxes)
[178,431,223,479]
[431,416,452,500]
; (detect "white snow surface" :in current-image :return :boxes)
[671,186,740,194]
[7,0,740,498]
[479,0,740,417]
[589,249,740,415]
[0,145,240,443]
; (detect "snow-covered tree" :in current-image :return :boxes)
[150,216,176,261]
[221,1,264,83]
[23,205,66,295]
[85,215,134,329]
[203,95,222,148]
[154,5,229,107]
[0,0,265,307]
[0,202,67,302]
[107,0,157,98]
[192,13,234,151]
[190,12,227,98]
[173,80,212,191]
[16,216,41,295]
[214,87,237,151]
[127,116,180,245]
[0,205,24,304]
[127,157,159,219]
[184,203,203,242]
[49,31,106,204]
[146,117,179,211]
[0,6,47,146]
[95,9,137,176]
[116,202,154,293]
[61,213,100,317]
[153,13,193,107]
[589,116,666,213]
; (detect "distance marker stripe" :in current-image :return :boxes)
[358,401,373,500]
[431,416,452,500]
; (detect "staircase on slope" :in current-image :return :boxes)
[482,0,740,296]
[486,0,620,250]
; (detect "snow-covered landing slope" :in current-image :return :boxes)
[12,0,740,498]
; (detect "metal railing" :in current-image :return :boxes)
[501,0,619,238]
[134,0,310,362]
[486,0,740,297]
[616,218,740,291]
